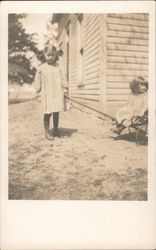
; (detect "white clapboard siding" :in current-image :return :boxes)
[76,14,101,108]
[107,94,129,101]
[69,16,79,95]
[71,97,99,104]
[70,88,100,94]
[106,13,149,111]
[79,77,99,85]
[68,14,101,110]
[107,56,148,64]
[59,31,65,61]
[107,37,148,46]
[107,100,128,106]
[107,43,148,52]
[108,13,149,21]
[107,23,148,34]
[107,75,136,83]
[107,30,148,40]
[107,50,148,58]
[57,13,149,116]
[71,94,99,101]
[68,78,99,88]
[70,81,99,87]
[70,83,100,90]
[107,16,148,27]
[107,82,130,89]
[71,97,100,111]
[107,69,148,77]
[107,88,131,95]
[108,62,148,70]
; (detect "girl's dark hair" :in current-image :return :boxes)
[129,77,148,94]
[44,45,63,56]
[44,45,62,64]
[44,45,57,54]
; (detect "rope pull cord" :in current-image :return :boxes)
[64,95,115,121]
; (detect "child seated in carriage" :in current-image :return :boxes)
[113,76,148,135]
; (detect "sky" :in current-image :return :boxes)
[21,14,53,50]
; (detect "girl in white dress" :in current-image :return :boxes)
[34,46,68,140]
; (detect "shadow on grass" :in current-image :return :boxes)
[111,132,148,145]
[114,132,137,142]
[49,127,78,137]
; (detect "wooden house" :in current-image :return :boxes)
[52,13,149,116]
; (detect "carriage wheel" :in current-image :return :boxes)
[136,125,148,145]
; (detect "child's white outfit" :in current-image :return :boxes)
[116,91,148,128]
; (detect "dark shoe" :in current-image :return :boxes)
[112,125,125,135]
[45,129,54,140]
[53,128,63,138]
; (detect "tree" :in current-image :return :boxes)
[8,14,40,84]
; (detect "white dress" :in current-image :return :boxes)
[116,91,148,127]
[34,62,68,114]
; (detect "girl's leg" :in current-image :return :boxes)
[53,112,59,129]
[44,113,54,140]
[44,113,51,130]
[53,112,62,137]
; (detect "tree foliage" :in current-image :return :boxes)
[8,14,39,84]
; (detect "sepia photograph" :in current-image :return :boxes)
[1,1,156,249]
[8,12,149,200]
